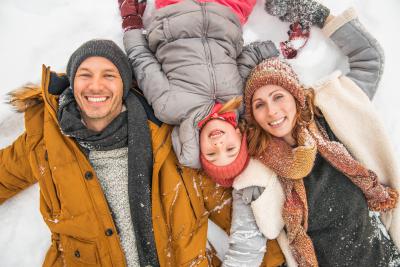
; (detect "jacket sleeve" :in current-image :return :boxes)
[222,188,266,267]
[123,29,176,124]
[171,120,201,169]
[0,132,36,204]
[201,176,232,233]
[237,41,280,81]
[322,8,384,99]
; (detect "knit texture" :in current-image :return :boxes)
[304,117,400,266]
[66,39,132,99]
[257,121,399,267]
[259,130,318,266]
[245,57,306,122]
[198,102,238,129]
[58,90,158,266]
[200,134,250,187]
[246,58,398,267]
[265,0,330,28]
[89,147,140,267]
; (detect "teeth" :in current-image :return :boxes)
[87,97,107,102]
[209,130,224,138]
[269,118,285,126]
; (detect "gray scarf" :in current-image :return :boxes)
[58,88,159,266]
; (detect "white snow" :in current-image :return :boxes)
[0,0,399,265]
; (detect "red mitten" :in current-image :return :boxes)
[280,22,310,59]
[118,0,147,31]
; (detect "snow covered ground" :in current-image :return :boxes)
[0,0,399,265]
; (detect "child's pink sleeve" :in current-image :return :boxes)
[155,0,182,9]
[215,0,256,24]
[155,0,256,25]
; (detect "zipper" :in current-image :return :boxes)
[200,2,217,101]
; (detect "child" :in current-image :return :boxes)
[118,0,281,168]
[198,99,293,266]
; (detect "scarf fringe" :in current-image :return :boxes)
[259,120,398,267]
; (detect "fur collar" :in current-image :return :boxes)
[233,158,277,190]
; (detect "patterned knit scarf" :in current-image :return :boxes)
[257,120,399,267]
[57,88,159,266]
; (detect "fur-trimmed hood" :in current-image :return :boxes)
[8,84,43,113]
[7,65,69,115]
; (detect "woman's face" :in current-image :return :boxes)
[200,119,242,166]
[251,84,297,145]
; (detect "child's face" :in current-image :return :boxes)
[251,84,297,146]
[200,119,242,166]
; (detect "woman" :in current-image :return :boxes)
[228,7,400,267]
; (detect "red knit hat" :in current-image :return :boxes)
[200,134,250,187]
[198,102,238,129]
[199,100,249,187]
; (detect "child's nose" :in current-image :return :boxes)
[213,140,224,147]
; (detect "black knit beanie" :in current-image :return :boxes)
[67,39,132,99]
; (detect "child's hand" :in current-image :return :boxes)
[265,0,330,28]
[118,0,147,32]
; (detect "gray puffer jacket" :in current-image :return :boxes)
[124,0,279,168]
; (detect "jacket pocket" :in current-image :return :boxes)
[62,236,100,266]
[34,144,62,216]
[180,252,208,267]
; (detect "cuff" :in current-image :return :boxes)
[322,7,358,38]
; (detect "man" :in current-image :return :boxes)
[0,39,234,266]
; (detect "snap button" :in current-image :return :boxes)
[105,228,113,236]
[85,171,93,180]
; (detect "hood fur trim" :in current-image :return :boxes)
[8,84,43,113]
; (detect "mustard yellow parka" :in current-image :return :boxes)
[0,66,284,266]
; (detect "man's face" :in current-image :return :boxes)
[73,56,124,131]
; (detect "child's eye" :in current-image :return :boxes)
[227,147,235,152]
[206,152,216,157]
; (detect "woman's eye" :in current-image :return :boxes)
[105,74,115,79]
[273,94,284,101]
[255,102,264,109]
[78,73,90,77]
